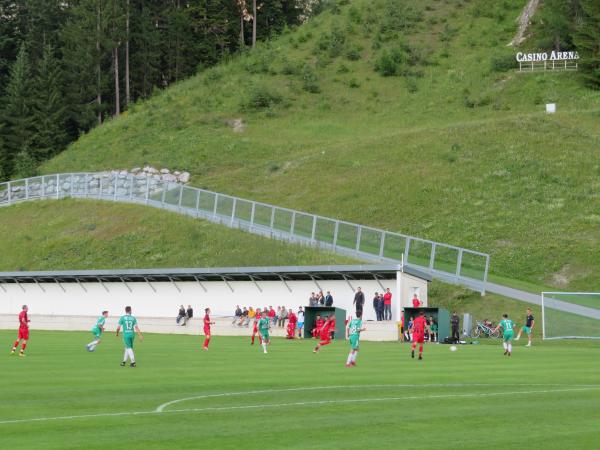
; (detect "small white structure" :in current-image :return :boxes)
[0,264,430,341]
[546,103,556,114]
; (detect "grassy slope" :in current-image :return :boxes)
[1,332,599,449]
[40,0,600,292]
[0,200,355,270]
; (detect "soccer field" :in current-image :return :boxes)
[1,331,599,450]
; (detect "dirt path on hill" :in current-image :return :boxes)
[509,0,540,46]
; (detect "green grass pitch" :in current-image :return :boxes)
[1,330,600,449]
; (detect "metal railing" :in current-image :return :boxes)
[0,172,490,293]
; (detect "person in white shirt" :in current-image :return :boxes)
[297,306,305,338]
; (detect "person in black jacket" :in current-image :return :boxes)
[186,305,193,325]
[176,305,186,325]
[451,312,460,342]
[353,287,365,317]
[325,291,334,306]
[372,292,380,321]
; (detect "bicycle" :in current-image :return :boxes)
[471,320,500,338]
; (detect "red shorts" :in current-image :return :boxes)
[413,333,424,344]
[203,327,211,336]
[18,328,29,340]
[253,324,258,333]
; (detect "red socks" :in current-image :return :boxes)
[203,338,210,349]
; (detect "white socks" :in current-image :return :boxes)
[262,343,267,353]
[508,344,512,353]
[503,342,508,350]
[123,348,135,362]
[347,352,357,364]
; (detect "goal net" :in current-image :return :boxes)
[541,292,600,340]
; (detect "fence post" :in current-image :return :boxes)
[56,174,60,199]
[379,231,386,258]
[129,175,134,201]
[231,197,237,226]
[456,249,463,280]
[178,185,184,209]
[333,221,339,249]
[195,190,201,217]
[404,238,411,264]
[355,226,362,252]
[161,182,167,205]
[250,202,256,227]
[69,174,73,198]
[25,178,29,200]
[113,174,118,201]
[213,193,219,218]
[311,216,317,242]
[482,255,490,296]
[145,176,150,204]
[42,176,46,199]
[269,207,275,228]
[84,174,88,198]
[290,211,296,235]
[7,181,11,204]
[429,243,436,271]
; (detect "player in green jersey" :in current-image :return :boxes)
[116,306,143,367]
[86,311,108,352]
[494,313,515,356]
[258,314,271,354]
[346,313,366,367]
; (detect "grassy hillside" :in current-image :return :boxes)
[0,200,354,271]
[34,0,600,292]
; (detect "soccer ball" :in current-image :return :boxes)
[449,345,457,352]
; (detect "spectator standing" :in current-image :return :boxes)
[239,307,248,327]
[297,306,305,338]
[278,306,288,328]
[411,294,421,308]
[309,293,318,307]
[372,292,380,321]
[377,294,385,321]
[176,305,186,325]
[407,317,414,342]
[317,291,325,306]
[383,288,392,320]
[353,287,365,318]
[325,291,334,307]
[451,311,460,342]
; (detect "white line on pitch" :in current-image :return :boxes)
[1,386,599,425]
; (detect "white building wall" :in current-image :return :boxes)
[0,275,427,323]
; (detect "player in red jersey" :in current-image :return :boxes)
[286,309,297,339]
[202,308,215,351]
[312,315,325,338]
[313,315,336,353]
[251,308,263,345]
[410,310,431,360]
[11,305,30,357]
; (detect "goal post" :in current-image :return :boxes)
[541,292,600,340]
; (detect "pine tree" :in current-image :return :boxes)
[130,0,161,99]
[575,0,600,88]
[1,43,34,177]
[31,44,68,160]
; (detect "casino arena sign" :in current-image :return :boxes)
[516,50,579,72]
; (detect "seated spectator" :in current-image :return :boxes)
[185,305,193,325]
[429,316,438,342]
[246,307,255,327]
[406,317,414,342]
[286,309,297,339]
[325,291,333,306]
[176,305,186,325]
[238,307,248,327]
[232,305,242,325]
[278,306,288,328]
[268,306,276,325]
[312,315,325,338]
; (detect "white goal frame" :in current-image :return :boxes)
[541,291,600,340]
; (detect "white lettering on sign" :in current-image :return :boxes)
[516,51,580,63]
